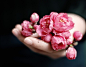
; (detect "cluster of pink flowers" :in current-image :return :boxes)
[21,12,83,60]
[35,12,74,50]
[21,13,39,37]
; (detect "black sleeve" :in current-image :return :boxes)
[67,0,86,20]
[66,0,86,40]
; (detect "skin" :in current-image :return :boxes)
[12,13,86,59]
[85,24,86,33]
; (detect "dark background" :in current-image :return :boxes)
[0,0,86,67]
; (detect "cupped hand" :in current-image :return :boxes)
[12,24,66,59]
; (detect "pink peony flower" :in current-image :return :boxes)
[21,30,32,37]
[21,20,33,36]
[35,15,53,36]
[34,25,47,36]
[66,47,77,60]
[41,34,52,42]
[40,15,53,34]
[73,31,83,41]
[51,35,67,50]
[50,12,58,22]
[50,13,74,32]
[21,20,33,31]
[30,12,39,23]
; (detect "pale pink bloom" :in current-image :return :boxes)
[34,25,46,36]
[66,47,77,60]
[51,13,74,32]
[40,15,53,34]
[50,12,58,22]
[73,31,83,41]
[35,15,53,36]
[41,34,52,42]
[30,12,39,23]
[51,35,67,50]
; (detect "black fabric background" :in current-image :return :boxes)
[0,0,86,67]
[0,0,86,35]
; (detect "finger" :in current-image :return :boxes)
[54,49,66,56]
[24,44,51,56]
[24,37,54,53]
[73,42,78,46]
[34,48,66,59]
[26,40,66,58]
[32,48,66,59]
[26,45,43,53]
[27,45,58,59]
[15,24,22,32]
[51,49,66,59]
[30,33,40,38]
[28,46,50,56]
[22,42,52,58]
[26,45,58,59]
[12,28,25,43]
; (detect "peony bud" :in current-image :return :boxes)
[66,47,77,60]
[73,42,78,46]
[73,31,83,41]
[51,35,67,51]
[30,12,39,23]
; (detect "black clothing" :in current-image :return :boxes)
[0,0,86,35]
[0,0,86,67]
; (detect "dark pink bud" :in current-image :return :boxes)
[30,12,39,23]
[73,31,83,41]
[66,47,77,60]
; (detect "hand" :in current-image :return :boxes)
[12,24,66,59]
[12,13,85,59]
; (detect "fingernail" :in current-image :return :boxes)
[24,38,32,45]
[73,42,78,46]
